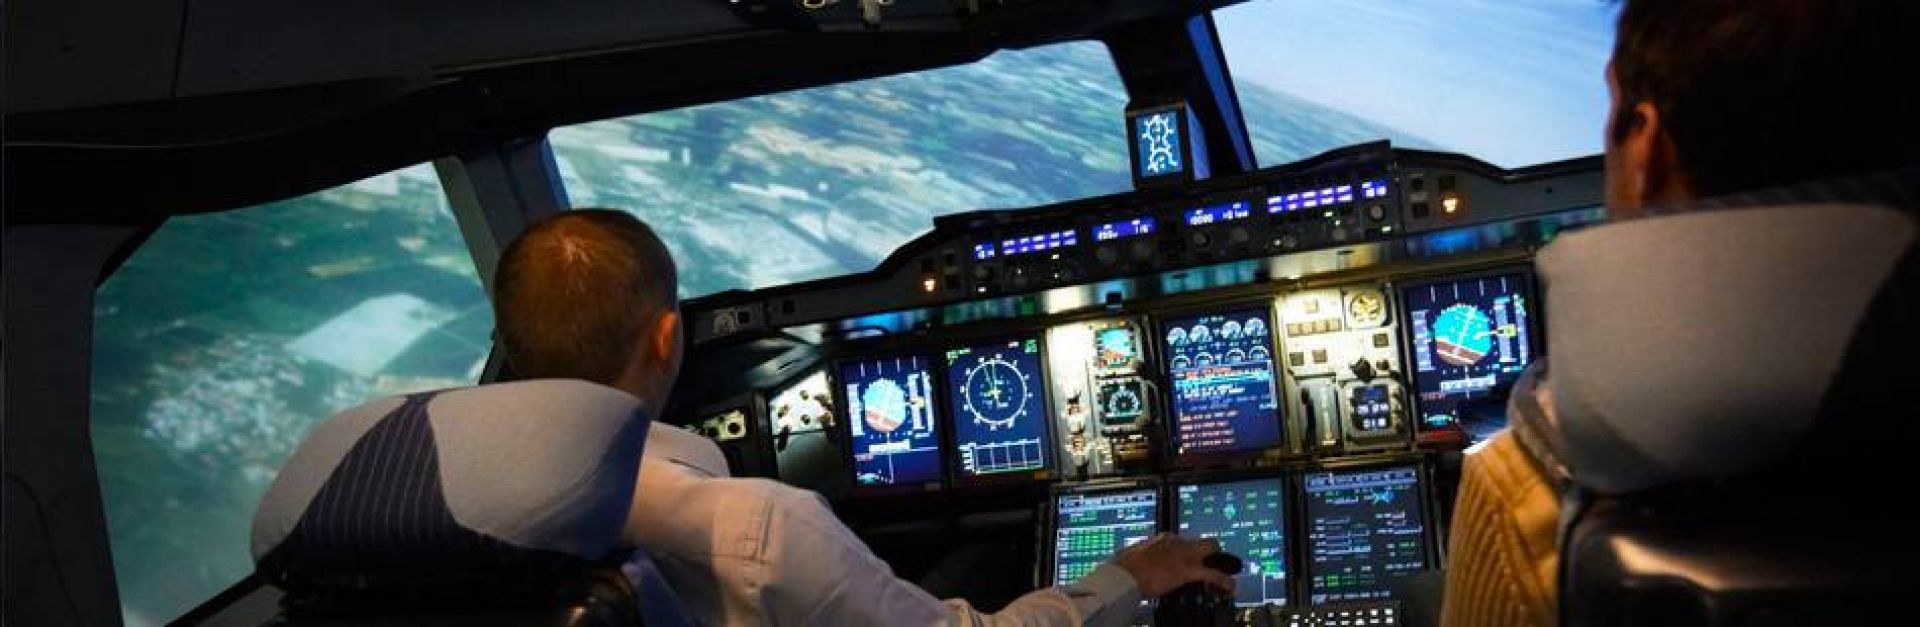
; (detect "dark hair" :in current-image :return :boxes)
[1611,0,1919,197]
[493,209,679,384]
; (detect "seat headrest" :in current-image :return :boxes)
[252,379,650,593]
[1538,204,1916,494]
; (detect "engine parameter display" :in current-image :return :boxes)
[1164,308,1283,455]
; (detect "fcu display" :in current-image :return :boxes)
[944,338,1052,479]
[1303,467,1428,605]
[1053,488,1161,585]
[1402,272,1537,441]
[842,355,942,489]
[1164,308,1283,455]
[1176,477,1290,607]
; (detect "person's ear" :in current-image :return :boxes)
[1621,102,1692,207]
[652,309,681,366]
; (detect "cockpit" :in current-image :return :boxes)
[8,1,1913,626]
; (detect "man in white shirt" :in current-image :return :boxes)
[490,209,1234,626]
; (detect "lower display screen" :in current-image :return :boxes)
[1163,308,1283,455]
[1303,466,1428,605]
[842,355,942,489]
[1176,477,1289,607]
[1053,488,1160,585]
[945,338,1052,478]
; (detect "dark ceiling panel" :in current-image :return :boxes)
[173,0,418,98]
[3,0,187,114]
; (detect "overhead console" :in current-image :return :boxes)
[689,142,1602,344]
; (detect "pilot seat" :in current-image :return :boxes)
[249,379,689,626]
[1517,196,1920,626]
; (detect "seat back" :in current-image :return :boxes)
[1538,192,1920,626]
[1561,482,1907,626]
[250,379,688,626]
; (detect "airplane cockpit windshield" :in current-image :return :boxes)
[32,0,1626,624]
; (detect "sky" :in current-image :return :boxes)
[1216,0,1619,167]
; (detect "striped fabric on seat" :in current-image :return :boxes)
[252,379,651,599]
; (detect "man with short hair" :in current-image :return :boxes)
[1439,2,1918,625]
[492,209,1233,626]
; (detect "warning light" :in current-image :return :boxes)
[1441,194,1462,215]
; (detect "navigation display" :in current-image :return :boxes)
[1164,308,1283,455]
[944,338,1051,479]
[842,355,942,489]
[1053,488,1160,585]
[1402,272,1537,441]
[1304,467,1428,605]
[1176,477,1290,607]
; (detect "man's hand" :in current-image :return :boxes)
[1110,532,1237,598]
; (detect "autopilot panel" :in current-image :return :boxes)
[842,354,943,492]
[1401,271,1538,443]
[1303,466,1429,605]
[1050,486,1162,585]
[1046,318,1157,478]
[1277,286,1410,453]
[1175,477,1290,608]
[944,337,1054,482]
[1163,307,1284,458]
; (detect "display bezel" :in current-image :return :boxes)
[1296,461,1436,606]
[1040,478,1165,587]
[1393,265,1543,445]
[1155,301,1290,466]
[831,350,949,497]
[940,332,1058,487]
[1170,472,1295,609]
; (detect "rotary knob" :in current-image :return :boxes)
[1131,240,1155,261]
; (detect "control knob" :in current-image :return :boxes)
[1131,240,1155,261]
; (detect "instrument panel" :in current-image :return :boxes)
[692,265,1543,497]
[1040,463,1440,615]
[672,141,1600,619]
